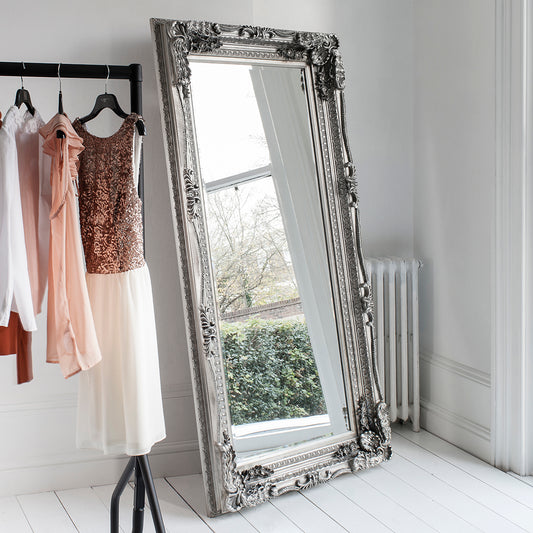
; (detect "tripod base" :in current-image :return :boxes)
[110,454,165,533]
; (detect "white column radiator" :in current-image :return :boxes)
[364,257,422,431]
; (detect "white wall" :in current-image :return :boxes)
[0,0,415,495]
[413,0,495,460]
[334,0,414,258]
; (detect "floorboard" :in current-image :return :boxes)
[56,487,112,533]
[269,489,347,533]
[510,472,533,488]
[238,499,303,532]
[354,465,479,533]
[392,433,533,532]
[17,492,77,533]
[394,424,533,509]
[149,477,212,532]
[0,496,32,533]
[167,474,257,533]
[382,451,523,533]
[301,482,392,532]
[329,471,434,532]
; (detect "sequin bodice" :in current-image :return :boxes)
[73,115,145,274]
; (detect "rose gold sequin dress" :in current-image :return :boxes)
[73,114,166,455]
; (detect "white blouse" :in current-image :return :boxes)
[0,106,47,331]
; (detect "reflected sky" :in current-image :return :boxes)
[190,62,270,183]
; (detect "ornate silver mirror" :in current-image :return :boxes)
[151,19,391,516]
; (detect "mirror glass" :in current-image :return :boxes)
[190,61,350,461]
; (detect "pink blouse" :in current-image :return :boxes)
[11,106,51,316]
[40,114,102,378]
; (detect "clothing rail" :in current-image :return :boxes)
[0,60,163,533]
[0,62,142,109]
[0,61,145,236]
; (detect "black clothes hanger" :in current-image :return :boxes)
[14,63,35,116]
[79,66,146,135]
[57,64,65,139]
[79,92,128,120]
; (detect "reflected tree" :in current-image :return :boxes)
[206,178,299,314]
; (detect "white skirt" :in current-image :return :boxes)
[77,264,166,456]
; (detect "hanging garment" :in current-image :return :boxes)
[39,114,102,378]
[0,106,50,382]
[10,106,51,315]
[0,312,32,384]
[0,109,37,332]
[73,114,165,456]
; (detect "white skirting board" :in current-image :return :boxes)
[0,443,200,498]
[419,351,491,462]
[0,384,200,496]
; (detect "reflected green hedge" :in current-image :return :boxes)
[221,318,326,426]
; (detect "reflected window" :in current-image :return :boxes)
[205,172,327,428]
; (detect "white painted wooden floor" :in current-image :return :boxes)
[2,425,533,532]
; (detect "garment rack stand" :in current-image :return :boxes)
[0,61,164,533]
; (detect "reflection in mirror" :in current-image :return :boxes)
[190,61,350,461]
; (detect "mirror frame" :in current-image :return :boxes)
[151,18,391,517]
